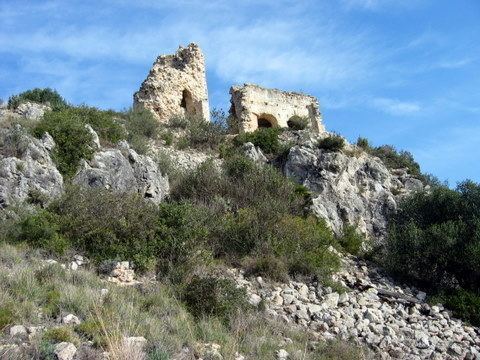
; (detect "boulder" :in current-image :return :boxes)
[54,342,77,360]
[0,126,63,208]
[74,146,169,204]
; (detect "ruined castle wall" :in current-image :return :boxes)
[229,84,324,133]
[133,43,210,123]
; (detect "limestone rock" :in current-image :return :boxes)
[243,142,267,163]
[230,84,324,133]
[85,124,101,149]
[134,43,210,122]
[73,146,169,204]
[54,342,77,360]
[9,325,27,337]
[284,144,422,239]
[276,348,289,360]
[62,314,81,325]
[0,125,63,208]
[15,101,50,121]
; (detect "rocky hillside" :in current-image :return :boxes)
[0,91,479,360]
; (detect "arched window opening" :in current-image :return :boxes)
[180,89,196,115]
[256,114,278,129]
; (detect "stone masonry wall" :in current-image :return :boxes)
[230,84,325,133]
[133,43,210,123]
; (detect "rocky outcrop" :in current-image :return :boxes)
[0,125,63,208]
[229,253,480,359]
[284,142,423,239]
[15,101,50,121]
[74,142,169,204]
[134,43,210,123]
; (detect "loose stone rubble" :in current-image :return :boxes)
[228,252,480,359]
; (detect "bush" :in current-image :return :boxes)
[182,276,249,323]
[122,107,159,154]
[244,255,289,282]
[318,135,345,152]
[13,211,68,255]
[8,88,68,111]
[338,225,365,255]
[442,289,480,326]
[42,326,78,345]
[269,216,340,277]
[52,187,159,272]
[235,127,282,155]
[0,304,15,330]
[33,106,124,176]
[356,137,370,149]
[287,115,309,130]
[385,181,480,324]
[186,116,226,150]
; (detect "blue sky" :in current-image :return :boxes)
[1,0,479,184]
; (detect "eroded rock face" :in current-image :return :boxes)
[15,101,51,121]
[284,143,422,239]
[73,144,169,204]
[0,126,63,208]
[230,84,324,133]
[134,43,210,123]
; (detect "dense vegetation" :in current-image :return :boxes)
[384,181,480,325]
[8,88,69,111]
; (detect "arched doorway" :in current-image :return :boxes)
[256,113,278,128]
[180,89,196,116]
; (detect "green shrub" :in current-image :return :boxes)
[42,326,78,345]
[122,107,159,154]
[186,116,226,150]
[0,125,30,158]
[161,131,173,146]
[235,127,282,155]
[0,304,16,330]
[14,211,68,255]
[269,216,340,277]
[244,255,289,282]
[168,115,189,129]
[318,135,345,152]
[385,181,480,324]
[52,187,159,272]
[442,289,480,326]
[182,276,249,323]
[8,88,68,111]
[287,115,309,130]
[338,225,364,255]
[356,137,370,150]
[32,109,98,177]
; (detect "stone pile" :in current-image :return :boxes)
[228,255,480,359]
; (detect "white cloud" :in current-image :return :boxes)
[372,97,421,115]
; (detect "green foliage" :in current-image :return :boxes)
[385,181,480,325]
[287,115,309,130]
[235,127,282,155]
[0,304,16,330]
[0,125,30,157]
[182,276,249,323]
[268,216,340,277]
[13,211,68,255]
[338,225,365,255]
[244,255,289,282]
[42,326,78,345]
[318,135,345,152]
[356,137,370,149]
[32,106,124,176]
[122,107,160,154]
[442,289,480,326]
[52,187,159,272]
[8,88,68,111]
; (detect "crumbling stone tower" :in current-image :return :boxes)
[230,84,324,133]
[134,43,210,122]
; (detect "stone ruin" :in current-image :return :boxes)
[133,43,210,122]
[134,44,325,134]
[229,84,325,133]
